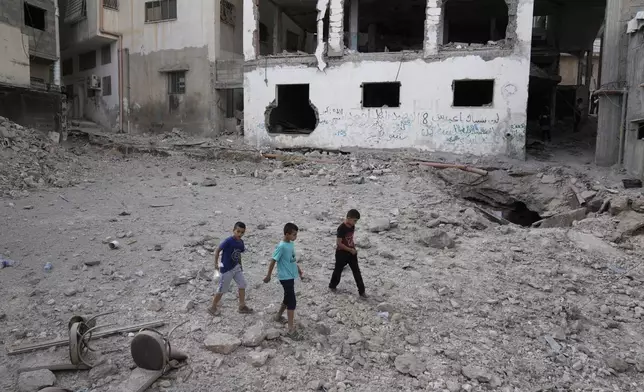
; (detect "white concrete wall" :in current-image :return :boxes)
[0,23,30,86]
[244,0,534,158]
[62,42,120,129]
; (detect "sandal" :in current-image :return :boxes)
[238,306,254,314]
[207,306,220,316]
[286,329,303,341]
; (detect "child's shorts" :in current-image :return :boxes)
[217,264,247,293]
[280,279,296,310]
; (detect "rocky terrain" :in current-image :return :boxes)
[1,126,643,392]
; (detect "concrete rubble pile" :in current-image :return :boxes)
[0,116,81,198]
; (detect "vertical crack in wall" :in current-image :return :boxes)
[315,0,330,71]
[327,0,344,57]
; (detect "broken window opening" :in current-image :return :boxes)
[257,0,327,56]
[638,122,644,140]
[78,50,96,72]
[225,88,244,118]
[443,0,508,46]
[453,80,494,107]
[343,0,425,53]
[362,82,401,108]
[267,84,317,134]
[62,58,73,76]
[24,2,46,31]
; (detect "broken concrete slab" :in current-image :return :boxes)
[204,333,241,354]
[567,231,624,259]
[536,208,587,228]
[17,369,55,392]
[616,211,644,239]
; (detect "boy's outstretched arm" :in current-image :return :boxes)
[297,264,303,279]
[214,246,222,268]
[263,260,276,283]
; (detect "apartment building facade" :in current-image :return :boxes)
[242,0,535,159]
[59,0,243,135]
[0,0,65,134]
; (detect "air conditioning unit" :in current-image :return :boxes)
[87,75,101,89]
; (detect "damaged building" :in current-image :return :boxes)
[58,0,244,135]
[0,0,65,134]
[243,0,536,158]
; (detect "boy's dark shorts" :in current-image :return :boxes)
[280,279,296,310]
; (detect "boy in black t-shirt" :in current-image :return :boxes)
[329,209,366,298]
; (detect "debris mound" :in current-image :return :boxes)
[0,116,81,198]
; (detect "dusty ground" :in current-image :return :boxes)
[1,138,644,392]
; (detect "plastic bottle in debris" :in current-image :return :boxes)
[44,262,53,272]
[1,257,17,268]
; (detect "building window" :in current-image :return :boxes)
[638,122,644,140]
[259,23,269,43]
[64,0,87,24]
[24,2,46,30]
[102,76,112,96]
[268,84,317,134]
[79,51,96,71]
[62,58,74,76]
[65,84,74,100]
[443,0,508,45]
[104,0,119,10]
[101,45,111,65]
[145,0,177,23]
[453,80,495,107]
[168,71,186,94]
[362,82,401,108]
[221,0,236,27]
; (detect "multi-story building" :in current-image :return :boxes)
[242,0,536,158]
[0,0,64,133]
[59,0,244,135]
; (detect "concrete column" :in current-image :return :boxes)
[273,8,282,53]
[327,0,344,57]
[576,52,584,85]
[585,50,593,89]
[424,0,441,56]
[349,0,358,51]
[243,0,258,61]
[596,0,623,166]
[367,23,377,52]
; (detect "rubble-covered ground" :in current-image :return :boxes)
[1,124,644,392]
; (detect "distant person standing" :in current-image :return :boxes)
[539,107,552,142]
[573,98,584,133]
[590,93,599,115]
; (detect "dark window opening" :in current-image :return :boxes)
[225,88,244,118]
[145,0,177,22]
[24,3,46,30]
[104,0,119,10]
[453,80,494,107]
[102,76,112,96]
[101,45,111,65]
[65,84,74,100]
[362,82,401,108]
[443,0,508,45]
[286,30,299,52]
[259,22,269,43]
[343,0,425,53]
[168,71,186,94]
[638,123,644,140]
[268,84,317,134]
[257,1,327,56]
[79,51,96,71]
[62,58,73,76]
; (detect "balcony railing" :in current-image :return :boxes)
[104,0,119,10]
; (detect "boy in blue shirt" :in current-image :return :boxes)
[263,223,303,340]
[208,222,254,315]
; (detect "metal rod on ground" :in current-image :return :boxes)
[8,320,166,355]
[410,161,488,176]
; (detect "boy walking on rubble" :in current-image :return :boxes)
[329,209,366,298]
[208,222,254,315]
[263,223,303,340]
